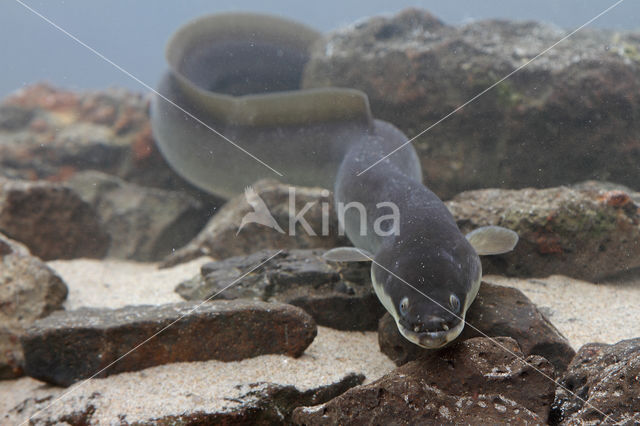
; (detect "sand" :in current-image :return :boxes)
[1,258,395,423]
[1,326,393,423]
[2,257,640,422]
[485,273,640,349]
[48,256,640,350]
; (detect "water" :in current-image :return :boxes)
[1,0,638,97]
[1,1,640,424]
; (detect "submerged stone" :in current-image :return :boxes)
[378,281,575,374]
[551,338,640,425]
[176,248,385,331]
[0,233,67,379]
[0,177,109,260]
[21,300,317,386]
[65,171,212,261]
[293,337,555,424]
[162,179,349,267]
[447,185,640,281]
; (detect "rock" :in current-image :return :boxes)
[163,179,350,267]
[21,300,317,386]
[0,234,67,379]
[0,326,24,380]
[176,249,385,331]
[4,374,363,425]
[303,9,640,199]
[146,374,364,425]
[3,327,393,424]
[0,234,68,323]
[0,84,213,199]
[0,177,109,260]
[65,171,212,261]
[446,185,640,281]
[378,281,574,374]
[0,105,34,130]
[551,338,640,425]
[293,337,555,424]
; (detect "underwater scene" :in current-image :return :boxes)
[1,1,640,424]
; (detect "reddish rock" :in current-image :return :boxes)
[0,84,212,200]
[0,177,109,260]
[551,338,640,425]
[378,281,574,374]
[293,337,556,424]
[446,184,640,281]
[21,300,317,386]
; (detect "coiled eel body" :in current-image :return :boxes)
[151,13,517,348]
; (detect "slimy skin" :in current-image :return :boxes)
[151,13,517,348]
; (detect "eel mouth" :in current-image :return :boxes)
[397,318,465,349]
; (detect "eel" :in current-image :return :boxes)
[150,13,518,348]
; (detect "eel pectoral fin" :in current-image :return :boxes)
[465,226,519,255]
[323,247,373,262]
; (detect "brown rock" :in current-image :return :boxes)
[0,326,24,380]
[65,171,212,261]
[0,84,213,200]
[176,249,385,331]
[446,185,640,281]
[21,300,317,386]
[551,338,640,425]
[163,179,350,266]
[3,373,365,424]
[303,9,640,199]
[378,281,574,375]
[147,374,364,425]
[293,337,555,424]
[0,233,68,324]
[0,233,67,379]
[0,178,109,260]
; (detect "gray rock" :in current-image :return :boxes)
[0,233,67,379]
[0,177,109,260]
[446,185,640,281]
[551,338,640,425]
[176,249,385,331]
[303,9,640,199]
[4,373,365,425]
[378,281,575,375]
[21,300,317,386]
[65,171,212,261]
[293,337,555,424]
[163,179,350,267]
[146,374,364,425]
[0,105,33,130]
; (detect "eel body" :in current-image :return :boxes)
[151,13,517,348]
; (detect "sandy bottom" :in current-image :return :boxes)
[1,326,393,424]
[1,258,394,423]
[485,273,640,349]
[48,256,640,350]
[2,258,640,422]
[47,257,199,309]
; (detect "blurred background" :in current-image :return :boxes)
[1,0,638,98]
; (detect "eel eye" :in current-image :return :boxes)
[449,294,461,314]
[399,297,409,316]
